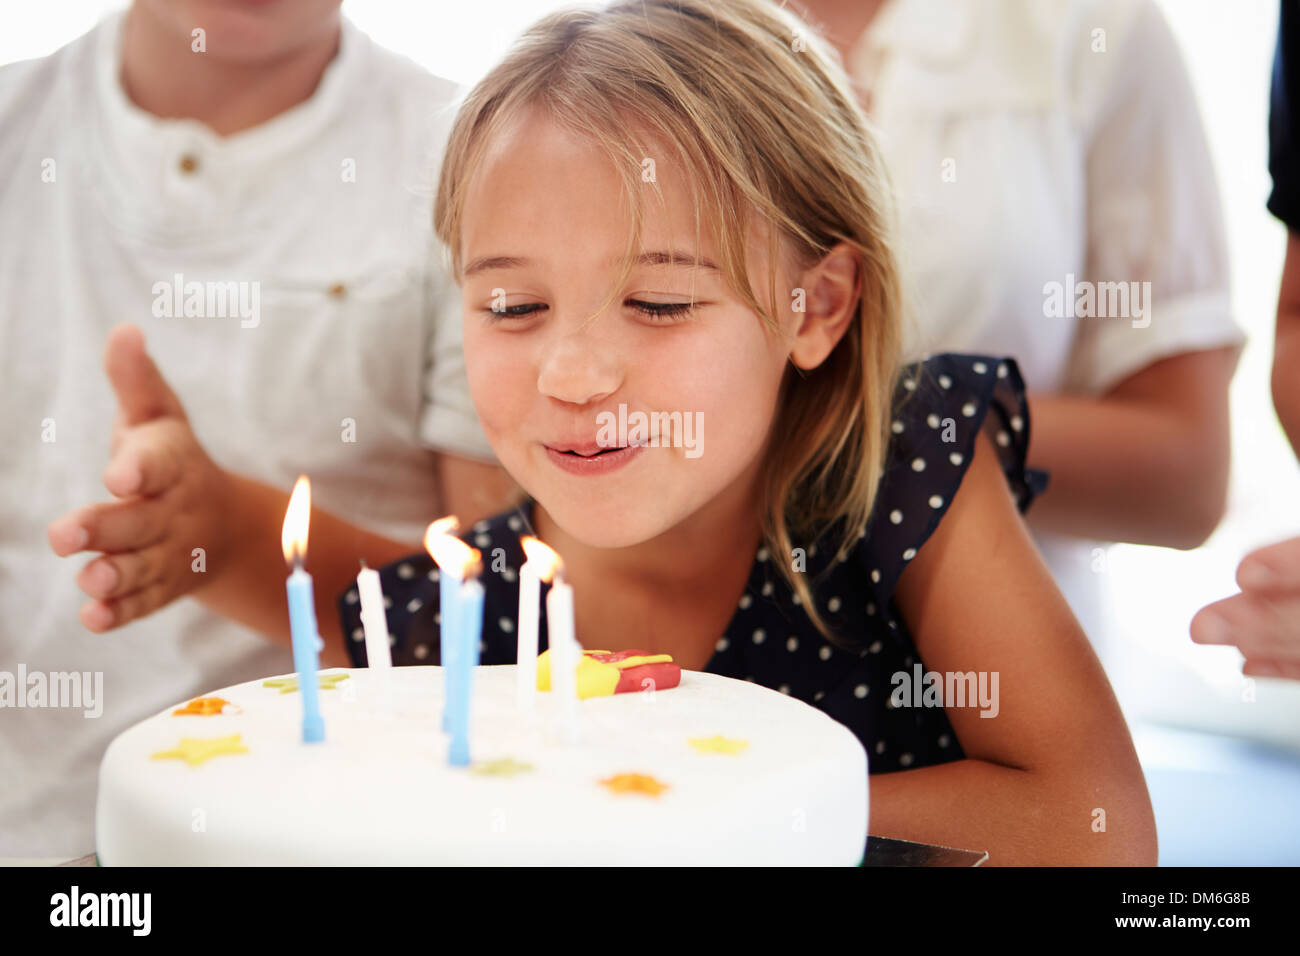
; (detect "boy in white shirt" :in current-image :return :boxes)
[1,1,512,857]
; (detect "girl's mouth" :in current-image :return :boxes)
[543,442,646,476]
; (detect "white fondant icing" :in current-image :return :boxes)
[96,666,868,865]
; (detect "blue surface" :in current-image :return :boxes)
[1134,723,1300,866]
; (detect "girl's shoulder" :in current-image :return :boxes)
[847,353,1046,609]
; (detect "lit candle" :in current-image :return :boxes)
[281,475,325,744]
[356,560,392,713]
[516,536,549,712]
[546,562,580,745]
[426,517,459,732]
[424,520,484,767]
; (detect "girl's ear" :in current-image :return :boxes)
[788,242,861,370]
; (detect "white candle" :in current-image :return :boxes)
[546,573,580,744]
[517,558,540,711]
[356,561,392,713]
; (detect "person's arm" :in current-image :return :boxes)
[1026,2,1243,550]
[437,452,521,527]
[47,324,520,667]
[43,326,422,667]
[1024,345,1238,549]
[875,432,1158,865]
[1273,231,1300,459]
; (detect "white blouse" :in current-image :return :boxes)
[851,0,1244,392]
[845,0,1245,647]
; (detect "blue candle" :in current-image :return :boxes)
[424,517,484,767]
[287,565,325,743]
[447,577,484,766]
[282,476,324,744]
[440,564,459,732]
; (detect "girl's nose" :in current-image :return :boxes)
[536,321,622,407]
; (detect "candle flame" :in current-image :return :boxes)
[520,535,563,583]
[424,517,481,581]
[281,475,311,566]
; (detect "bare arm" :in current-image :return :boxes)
[73,453,516,669]
[875,433,1158,865]
[48,325,517,666]
[1024,346,1238,550]
[1274,231,1300,460]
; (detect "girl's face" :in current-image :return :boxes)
[458,107,798,548]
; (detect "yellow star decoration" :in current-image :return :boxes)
[471,758,535,777]
[599,773,670,797]
[151,734,249,767]
[262,672,351,695]
[687,734,749,755]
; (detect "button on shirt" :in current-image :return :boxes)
[0,13,490,855]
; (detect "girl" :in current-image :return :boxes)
[53,0,1155,864]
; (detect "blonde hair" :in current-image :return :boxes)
[434,0,904,645]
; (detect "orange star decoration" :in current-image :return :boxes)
[599,773,670,797]
[687,734,749,755]
[150,734,249,767]
[262,672,351,695]
[172,696,239,717]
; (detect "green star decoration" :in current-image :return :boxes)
[471,757,535,777]
[262,672,351,695]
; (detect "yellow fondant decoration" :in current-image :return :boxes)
[262,672,351,695]
[536,650,675,698]
[151,734,249,767]
[599,772,670,797]
[173,696,238,717]
[535,650,619,699]
[471,758,534,777]
[688,734,749,755]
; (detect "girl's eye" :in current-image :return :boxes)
[629,300,696,323]
[481,303,545,323]
[480,300,697,324]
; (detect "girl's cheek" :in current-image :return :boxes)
[464,329,534,443]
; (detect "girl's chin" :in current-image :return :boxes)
[527,490,685,550]
[543,505,675,550]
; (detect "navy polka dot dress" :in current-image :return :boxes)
[337,353,1045,773]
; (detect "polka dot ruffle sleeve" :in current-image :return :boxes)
[859,353,1046,616]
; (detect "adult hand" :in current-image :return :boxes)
[1191,536,1300,681]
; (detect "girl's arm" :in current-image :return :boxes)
[1024,344,1238,550]
[881,432,1158,865]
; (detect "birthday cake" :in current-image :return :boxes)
[95,664,869,865]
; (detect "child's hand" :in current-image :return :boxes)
[1191,536,1300,681]
[46,324,236,633]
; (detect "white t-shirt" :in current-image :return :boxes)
[847,0,1245,650]
[0,13,491,856]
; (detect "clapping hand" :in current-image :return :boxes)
[46,324,235,632]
